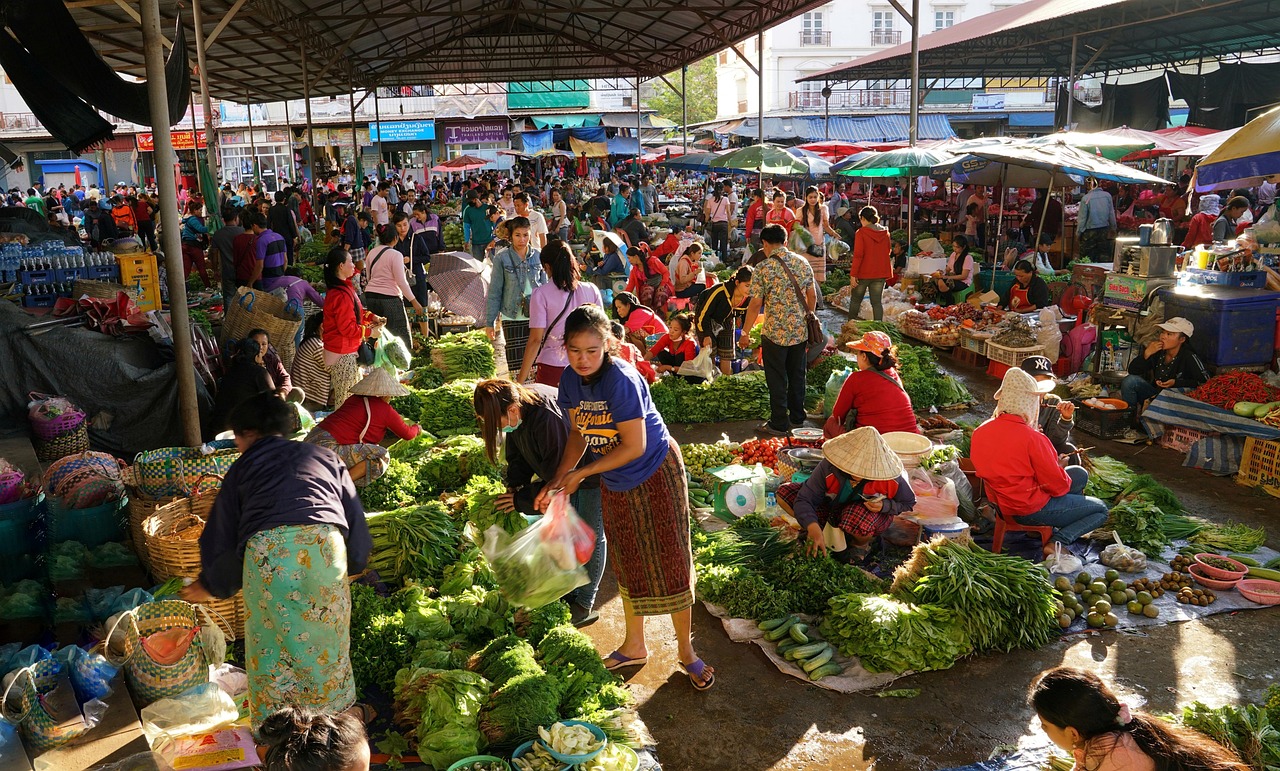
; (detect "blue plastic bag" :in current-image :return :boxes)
[54,646,118,703]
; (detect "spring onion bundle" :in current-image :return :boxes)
[366,502,462,584]
[1190,522,1267,552]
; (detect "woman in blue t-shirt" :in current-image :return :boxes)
[536,304,714,691]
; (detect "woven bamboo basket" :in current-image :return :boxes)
[125,492,176,572]
[141,487,245,638]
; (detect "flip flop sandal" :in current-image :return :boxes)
[680,659,715,691]
[352,702,377,725]
[603,651,648,671]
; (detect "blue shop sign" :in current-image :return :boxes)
[369,121,436,142]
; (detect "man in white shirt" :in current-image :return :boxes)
[513,192,548,249]
[370,182,390,229]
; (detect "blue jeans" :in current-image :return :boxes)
[1017,466,1110,545]
[567,486,606,612]
[1121,375,1160,419]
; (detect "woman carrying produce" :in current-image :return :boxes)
[1029,667,1247,771]
[931,235,974,305]
[321,247,385,410]
[970,368,1109,559]
[623,242,674,318]
[362,222,425,345]
[612,291,668,354]
[304,368,420,488]
[182,393,372,732]
[644,314,698,375]
[485,216,547,375]
[823,331,920,439]
[519,240,604,387]
[694,266,753,375]
[1001,259,1051,312]
[848,205,893,321]
[775,426,916,564]
[536,305,712,690]
[473,379,605,627]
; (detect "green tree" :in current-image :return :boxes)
[646,56,718,126]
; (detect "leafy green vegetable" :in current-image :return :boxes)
[1191,522,1267,552]
[474,637,543,688]
[515,601,573,646]
[350,584,414,696]
[651,371,771,424]
[1106,499,1171,558]
[393,667,492,769]
[1181,694,1280,771]
[419,379,481,435]
[821,593,972,674]
[358,459,420,512]
[462,475,529,543]
[440,546,498,596]
[366,502,463,585]
[1083,456,1137,500]
[479,672,565,746]
[429,330,497,381]
[410,365,446,390]
[414,435,504,494]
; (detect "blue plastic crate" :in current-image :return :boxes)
[56,267,87,283]
[1182,268,1268,288]
[87,264,120,281]
[1160,285,1280,367]
[18,269,52,285]
[22,294,56,308]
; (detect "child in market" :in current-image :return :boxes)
[258,707,371,771]
[611,320,657,383]
[645,313,699,375]
[1029,667,1247,771]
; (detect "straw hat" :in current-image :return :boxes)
[993,367,1046,423]
[822,426,904,481]
[350,367,410,398]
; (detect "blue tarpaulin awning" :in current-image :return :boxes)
[531,114,601,129]
[607,137,640,156]
[34,158,99,173]
[1008,111,1055,127]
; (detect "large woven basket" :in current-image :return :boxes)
[125,492,177,572]
[125,442,239,499]
[32,424,90,463]
[142,489,218,581]
[220,287,303,369]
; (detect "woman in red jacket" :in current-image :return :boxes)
[305,368,420,487]
[623,243,674,319]
[1181,194,1220,249]
[321,246,384,409]
[824,331,920,439]
[849,206,893,321]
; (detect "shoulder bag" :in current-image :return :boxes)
[769,254,823,347]
[525,288,578,383]
[346,288,376,365]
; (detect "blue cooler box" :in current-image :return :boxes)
[1158,285,1280,368]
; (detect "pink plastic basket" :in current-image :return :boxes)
[27,392,86,441]
[0,471,23,505]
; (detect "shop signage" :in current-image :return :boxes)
[136,130,208,151]
[369,120,436,142]
[443,120,509,145]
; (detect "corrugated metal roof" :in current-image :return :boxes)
[719,115,955,143]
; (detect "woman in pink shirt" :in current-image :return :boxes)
[1030,667,1247,771]
[362,224,424,344]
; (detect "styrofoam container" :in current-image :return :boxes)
[907,256,947,276]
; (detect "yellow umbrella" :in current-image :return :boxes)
[1195,105,1280,191]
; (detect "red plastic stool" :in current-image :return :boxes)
[668,296,694,313]
[988,500,1055,554]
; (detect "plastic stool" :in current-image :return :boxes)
[953,284,975,304]
[988,500,1055,554]
[668,296,693,313]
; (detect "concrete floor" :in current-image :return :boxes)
[580,350,1280,771]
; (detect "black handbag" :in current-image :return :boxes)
[348,289,377,365]
[770,255,824,347]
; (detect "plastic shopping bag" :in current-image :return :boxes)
[373,328,412,372]
[482,492,591,609]
[676,347,717,382]
[140,682,239,747]
[53,646,118,703]
[907,467,959,520]
[931,459,976,522]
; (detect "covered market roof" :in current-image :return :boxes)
[65,0,829,102]
[798,0,1280,84]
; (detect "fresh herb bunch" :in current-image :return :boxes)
[821,593,972,674]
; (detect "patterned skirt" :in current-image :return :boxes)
[242,524,356,732]
[501,319,531,375]
[325,352,360,410]
[600,440,694,616]
[303,428,388,486]
[776,482,894,538]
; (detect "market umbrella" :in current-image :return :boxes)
[1170,127,1239,159]
[1025,130,1155,161]
[836,147,959,249]
[708,143,815,177]
[425,250,491,323]
[1194,106,1280,191]
[796,140,865,159]
[931,155,1082,188]
[657,151,720,171]
[431,154,491,172]
[1098,127,1188,161]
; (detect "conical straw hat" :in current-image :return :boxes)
[822,426,904,481]
[350,367,410,398]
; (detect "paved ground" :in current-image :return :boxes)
[580,349,1280,771]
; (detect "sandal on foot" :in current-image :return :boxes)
[603,651,648,671]
[350,702,377,725]
[680,658,715,691]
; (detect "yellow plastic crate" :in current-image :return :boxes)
[1237,437,1280,499]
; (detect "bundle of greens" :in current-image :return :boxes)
[298,238,330,264]
[415,435,504,494]
[821,593,972,674]
[473,636,543,688]
[1083,456,1137,500]
[411,365,446,391]
[692,514,796,571]
[439,547,498,596]
[514,601,573,646]
[393,667,492,769]
[695,564,792,620]
[764,554,886,616]
[895,344,972,408]
[1190,522,1267,552]
[650,371,771,424]
[1105,499,1171,558]
[390,386,429,424]
[537,625,630,718]
[462,475,528,541]
[419,379,481,436]
[892,537,1059,652]
[1181,691,1280,771]
[358,459,421,513]
[479,672,565,747]
[806,354,847,412]
[366,502,462,584]
[389,431,438,462]
[403,585,514,645]
[1116,474,1184,514]
[430,330,497,381]
[350,584,414,696]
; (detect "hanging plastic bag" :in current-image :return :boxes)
[140,682,239,747]
[823,367,853,419]
[483,491,591,609]
[373,328,412,373]
[930,458,976,522]
[675,347,717,382]
[53,646,118,703]
[1038,308,1063,362]
[906,467,959,520]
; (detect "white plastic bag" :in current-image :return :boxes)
[1037,308,1063,362]
[676,347,717,382]
[1100,533,1148,572]
[906,467,959,520]
[482,492,592,609]
[1043,542,1084,575]
[140,683,239,747]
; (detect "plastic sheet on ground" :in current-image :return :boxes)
[1057,542,1280,633]
[700,601,902,694]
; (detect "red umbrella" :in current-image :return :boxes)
[431,154,491,172]
[796,141,865,159]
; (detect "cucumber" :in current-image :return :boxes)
[1228,555,1261,567]
[801,646,834,673]
[787,642,827,661]
[776,639,802,655]
[1246,566,1280,582]
[764,617,798,642]
[789,623,810,644]
[758,616,792,632]
[811,661,843,678]
[1266,557,1280,570]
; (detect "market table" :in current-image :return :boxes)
[1140,389,1280,474]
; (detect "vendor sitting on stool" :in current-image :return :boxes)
[304,368,421,487]
[1001,259,1051,312]
[1119,317,1209,437]
[971,368,1109,559]
[776,426,916,564]
[1020,355,1078,465]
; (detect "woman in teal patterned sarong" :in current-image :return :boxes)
[183,393,373,732]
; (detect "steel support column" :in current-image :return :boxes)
[191,0,218,188]
[302,45,315,184]
[681,65,688,155]
[142,0,201,447]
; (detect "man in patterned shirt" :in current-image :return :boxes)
[740,223,817,436]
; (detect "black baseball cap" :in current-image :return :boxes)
[1019,355,1055,379]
